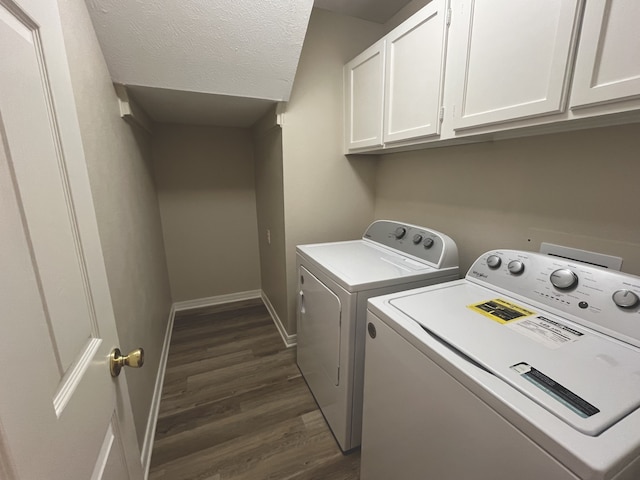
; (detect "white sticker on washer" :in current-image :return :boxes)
[507,316,584,349]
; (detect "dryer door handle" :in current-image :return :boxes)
[299,290,305,314]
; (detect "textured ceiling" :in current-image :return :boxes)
[86,0,313,99]
[85,0,411,127]
[314,0,413,24]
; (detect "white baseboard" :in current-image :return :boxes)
[141,304,176,479]
[173,290,262,312]
[175,289,296,347]
[261,291,297,348]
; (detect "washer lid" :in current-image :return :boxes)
[388,282,640,436]
[297,240,439,291]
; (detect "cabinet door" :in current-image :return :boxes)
[344,39,385,151]
[449,0,581,131]
[383,0,449,143]
[570,1,640,109]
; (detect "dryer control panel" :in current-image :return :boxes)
[467,250,640,347]
[363,220,458,269]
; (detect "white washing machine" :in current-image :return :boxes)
[362,249,640,480]
[296,220,459,451]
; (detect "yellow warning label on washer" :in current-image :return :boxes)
[468,298,535,324]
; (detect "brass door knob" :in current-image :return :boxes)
[110,347,144,377]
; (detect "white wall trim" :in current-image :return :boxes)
[173,290,262,312]
[141,304,176,479]
[261,291,297,348]
[114,83,153,133]
[174,289,296,347]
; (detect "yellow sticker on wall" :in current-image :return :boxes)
[468,298,535,324]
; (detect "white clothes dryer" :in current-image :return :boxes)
[362,249,640,480]
[296,220,459,452]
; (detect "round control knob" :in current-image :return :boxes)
[423,237,434,249]
[412,234,423,244]
[550,269,578,290]
[486,255,502,269]
[507,260,525,275]
[612,289,640,309]
[394,227,407,239]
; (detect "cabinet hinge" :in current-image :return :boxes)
[439,106,445,122]
[446,7,451,26]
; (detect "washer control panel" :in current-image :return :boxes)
[467,250,640,347]
[363,220,459,269]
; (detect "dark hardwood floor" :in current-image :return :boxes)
[149,298,360,480]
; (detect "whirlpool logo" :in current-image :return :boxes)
[471,270,488,279]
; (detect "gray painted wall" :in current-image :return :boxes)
[376,124,640,276]
[152,124,261,303]
[58,0,172,446]
[253,107,289,328]
[280,9,386,334]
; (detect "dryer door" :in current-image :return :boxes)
[297,266,342,389]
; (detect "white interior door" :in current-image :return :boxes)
[0,0,143,479]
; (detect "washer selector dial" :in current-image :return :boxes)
[413,234,423,244]
[550,269,578,290]
[507,260,525,275]
[612,289,640,309]
[423,237,434,249]
[394,227,407,239]
[486,255,502,269]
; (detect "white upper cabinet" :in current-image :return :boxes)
[344,40,385,151]
[344,0,640,154]
[383,0,449,144]
[448,0,582,131]
[570,1,640,109]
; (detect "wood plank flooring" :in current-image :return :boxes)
[149,299,360,480]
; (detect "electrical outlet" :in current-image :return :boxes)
[267,229,271,245]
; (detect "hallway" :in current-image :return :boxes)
[149,299,360,479]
